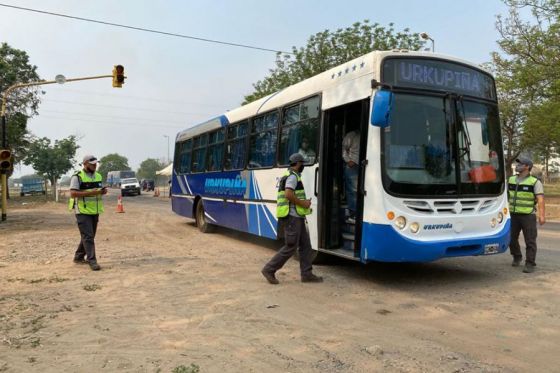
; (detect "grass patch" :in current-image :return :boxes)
[83,284,102,292]
[172,364,200,373]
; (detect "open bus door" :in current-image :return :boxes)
[317,99,369,261]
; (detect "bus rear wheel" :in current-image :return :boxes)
[195,201,214,233]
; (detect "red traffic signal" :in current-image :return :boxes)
[112,65,125,88]
[0,149,11,171]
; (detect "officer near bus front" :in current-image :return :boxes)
[508,157,545,273]
[68,154,107,271]
[261,153,323,284]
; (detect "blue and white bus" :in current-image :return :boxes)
[171,50,510,263]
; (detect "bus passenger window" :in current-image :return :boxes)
[225,121,248,170]
[279,96,319,165]
[248,112,278,168]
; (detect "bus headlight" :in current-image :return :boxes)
[497,212,504,223]
[395,216,407,230]
[491,218,497,228]
[410,222,420,234]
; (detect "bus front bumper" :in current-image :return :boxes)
[360,220,511,263]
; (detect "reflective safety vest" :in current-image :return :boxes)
[508,175,537,214]
[277,169,311,218]
[68,170,104,214]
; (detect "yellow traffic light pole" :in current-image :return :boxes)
[1,72,124,221]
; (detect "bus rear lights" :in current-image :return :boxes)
[387,211,395,220]
[490,218,497,228]
[410,222,420,234]
[395,216,406,230]
[497,212,504,223]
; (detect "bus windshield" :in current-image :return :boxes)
[382,93,504,197]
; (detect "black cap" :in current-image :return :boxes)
[516,157,533,168]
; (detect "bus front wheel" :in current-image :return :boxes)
[195,201,214,233]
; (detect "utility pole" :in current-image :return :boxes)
[164,135,170,164]
[1,68,127,222]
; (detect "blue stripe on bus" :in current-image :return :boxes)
[360,219,510,263]
[172,170,278,240]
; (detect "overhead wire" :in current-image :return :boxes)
[0,3,294,55]
[39,109,189,124]
[40,98,216,116]
[35,115,185,129]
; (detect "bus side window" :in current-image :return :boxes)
[279,96,320,165]
[225,121,248,170]
[248,112,278,169]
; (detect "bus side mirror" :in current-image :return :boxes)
[371,90,393,128]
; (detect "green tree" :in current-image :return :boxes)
[492,0,560,176]
[23,136,79,198]
[137,158,166,180]
[97,153,130,180]
[243,20,424,104]
[0,42,42,161]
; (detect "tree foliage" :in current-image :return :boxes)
[97,153,131,180]
[0,42,42,160]
[23,136,79,196]
[137,158,166,180]
[492,0,560,176]
[243,20,424,104]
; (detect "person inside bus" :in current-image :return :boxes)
[342,129,360,224]
[298,137,316,163]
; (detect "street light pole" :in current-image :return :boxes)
[1,71,120,222]
[164,135,170,164]
[420,32,435,52]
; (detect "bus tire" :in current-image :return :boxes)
[195,201,214,233]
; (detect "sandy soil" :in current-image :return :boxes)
[1,191,559,372]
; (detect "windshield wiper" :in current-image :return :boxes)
[456,95,472,166]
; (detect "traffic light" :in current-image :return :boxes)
[0,149,11,172]
[112,65,125,88]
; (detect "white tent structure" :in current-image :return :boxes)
[156,163,173,176]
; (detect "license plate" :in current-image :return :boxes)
[484,243,499,255]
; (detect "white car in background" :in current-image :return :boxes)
[120,178,141,196]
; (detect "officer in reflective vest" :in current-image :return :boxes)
[508,157,545,273]
[261,153,323,284]
[68,154,107,271]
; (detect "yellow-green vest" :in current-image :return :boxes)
[68,170,104,214]
[508,175,537,214]
[277,169,311,218]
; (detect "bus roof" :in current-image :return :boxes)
[176,50,489,142]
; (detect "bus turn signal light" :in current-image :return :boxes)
[387,211,395,220]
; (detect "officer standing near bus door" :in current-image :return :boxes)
[69,155,107,271]
[261,153,323,284]
[508,157,545,273]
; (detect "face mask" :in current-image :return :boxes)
[515,164,525,173]
[299,165,305,172]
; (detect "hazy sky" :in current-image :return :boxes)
[1,0,509,177]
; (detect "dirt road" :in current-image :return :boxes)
[1,190,559,372]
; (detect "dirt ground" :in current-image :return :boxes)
[1,191,559,372]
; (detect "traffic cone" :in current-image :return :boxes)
[116,195,125,213]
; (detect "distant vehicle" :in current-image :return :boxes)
[120,178,141,196]
[140,179,155,191]
[20,177,45,196]
[107,170,135,187]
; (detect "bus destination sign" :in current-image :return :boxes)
[382,58,496,100]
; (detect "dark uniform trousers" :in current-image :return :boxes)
[263,215,313,276]
[509,213,538,265]
[74,214,99,262]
